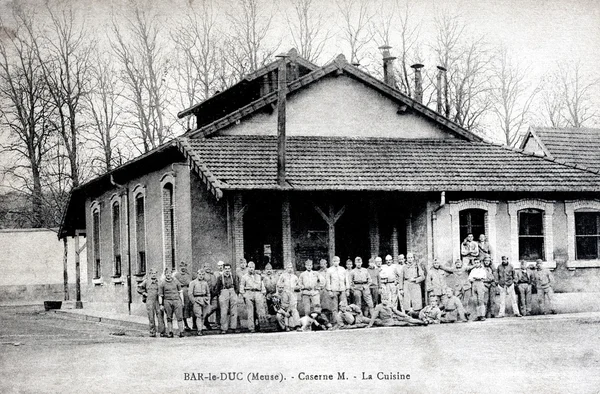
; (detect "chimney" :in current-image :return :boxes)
[379,45,396,87]
[275,53,288,187]
[411,63,424,103]
[436,66,447,113]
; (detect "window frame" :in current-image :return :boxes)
[160,173,176,272]
[517,208,545,261]
[508,199,555,266]
[132,184,147,276]
[565,200,600,267]
[91,200,102,280]
[110,195,123,278]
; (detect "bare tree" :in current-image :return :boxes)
[286,0,331,63]
[83,54,124,172]
[0,8,53,227]
[336,0,374,66]
[111,4,174,153]
[172,0,221,130]
[224,0,279,79]
[490,47,539,145]
[557,60,598,128]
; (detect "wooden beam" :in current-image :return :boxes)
[392,225,399,264]
[281,196,293,266]
[369,201,380,258]
[276,54,288,187]
[314,203,347,264]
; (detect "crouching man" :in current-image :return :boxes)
[419,295,442,325]
[368,296,425,328]
[440,287,468,323]
[337,303,371,329]
[273,283,296,331]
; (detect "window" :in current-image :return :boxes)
[112,201,122,277]
[92,207,101,279]
[135,194,146,274]
[162,183,175,271]
[575,212,600,260]
[518,208,544,260]
[459,209,485,243]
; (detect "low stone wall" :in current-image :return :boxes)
[0,283,86,303]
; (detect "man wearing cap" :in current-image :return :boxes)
[273,283,296,331]
[397,254,406,266]
[317,258,329,310]
[461,233,479,265]
[379,255,400,311]
[215,261,225,280]
[159,267,185,338]
[534,259,555,314]
[482,257,498,318]
[478,234,491,260]
[277,263,301,326]
[367,257,381,306]
[215,262,239,334]
[349,256,374,316]
[174,262,196,331]
[137,268,165,337]
[344,259,354,304]
[497,256,522,317]
[426,258,446,304]
[400,253,425,312]
[240,261,266,332]
[298,259,322,316]
[515,260,532,316]
[468,259,487,321]
[419,295,443,325]
[440,287,468,323]
[441,258,474,318]
[202,263,220,330]
[188,269,211,336]
[326,256,349,316]
[263,263,279,314]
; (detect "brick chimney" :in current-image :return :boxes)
[411,63,424,103]
[436,66,447,113]
[379,45,396,87]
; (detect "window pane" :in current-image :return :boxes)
[519,237,544,260]
[459,209,486,243]
[576,236,599,260]
[575,212,599,236]
[519,210,543,236]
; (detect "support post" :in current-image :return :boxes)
[276,54,288,187]
[369,201,380,259]
[392,225,399,263]
[314,203,346,264]
[74,231,86,309]
[63,237,69,301]
[282,195,293,267]
[232,193,247,269]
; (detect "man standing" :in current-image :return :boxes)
[202,263,219,330]
[345,259,354,304]
[298,259,322,315]
[534,259,556,314]
[515,260,532,316]
[478,234,491,260]
[440,259,473,314]
[497,256,522,317]
[277,263,301,326]
[174,262,196,332]
[159,267,185,338]
[426,259,446,304]
[236,258,248,282]
[379,255,399,311]
[188,269,210,336]
[469,259,487,321]
[400,253,425,312]
[317,258,329,310]
[137,268,165,337]
[215,261,225,280]
[482,256,498,318]
[240,262,266,332]
[349,257,374,316]
[367,257,381,306]
[215,262,239,334]
[326,256,349,316]
[461,233,479,264]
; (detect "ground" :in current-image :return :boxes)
[0,306,599,394]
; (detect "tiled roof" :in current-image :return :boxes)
[177,136,600,194]
[528,127,600,172]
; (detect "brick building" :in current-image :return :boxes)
[59,50,600,314]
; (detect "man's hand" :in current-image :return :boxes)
[328,290,333,297]
[345,290,350,297]
[160,304,164,311]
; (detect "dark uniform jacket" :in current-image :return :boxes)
[215,274,239,294]
[497,263,516,287]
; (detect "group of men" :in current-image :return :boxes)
[136,233,556,337]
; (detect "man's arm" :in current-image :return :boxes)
[188,282,196,304]
[158,283,164,309]
[136,279,147,296]
[239,276,246,295]
[414,265,425,284]
[177,282,183,304]
[325,270,332,292]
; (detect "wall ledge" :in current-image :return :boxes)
[92,277,104,286]
[566,260,600,269]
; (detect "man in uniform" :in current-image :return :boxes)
[317,258,329,310]
[298,259,322,316]
[263,263,279,314]
[379,255,400,311]
[202,263,219,330]
[174,262,196,331]
[215,261,224,280]
[468,259,487,321]
[515,260,532,316]
[440,287,468,323]
[236,258,248,282]
[419,295,443,325]
[273,283,296,331]
[440,258,473,318]
[240,261,266,332]
[215,262,239,334]
[137,268,165,337]
[344,259,354,304]
[367,257,381,306]
[534,259,555,314]
[400,253,425,312]
[188,268,210,336]
[277,263,301,325]
[461,233,479,264]
[336,303,371,328]
[426,258,446,304]
[349,256,374,316]
[482,256,498,318]
[159,267,185,338]
[326,256,349,317]
[497,256,522,317]
[397,254,406,266]
[367,295,425,327]
[478,234,491,260]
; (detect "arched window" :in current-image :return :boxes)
[111,199,122,277]
[518,208,545,260]
[91,201,101,279]
[162,182,175,271]
[459,209,486,243]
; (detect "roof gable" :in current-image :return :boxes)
[185,54,483,142]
